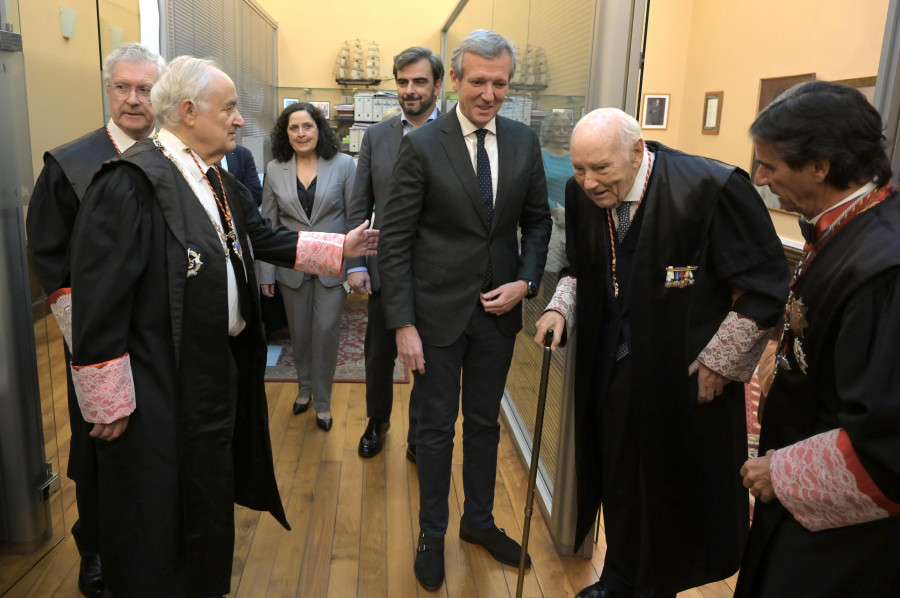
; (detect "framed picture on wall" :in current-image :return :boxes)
[283,98,299,109]
[751,73,816,187]
[641,94,669,129]
[310,101,331,119]
[834,76,877,103]
[702,91,723,135]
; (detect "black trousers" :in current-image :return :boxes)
[65,350,101,557]
[365,290,417,443]
[414,303,515,536]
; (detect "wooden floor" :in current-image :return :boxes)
[3,323,737,597]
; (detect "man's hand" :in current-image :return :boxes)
[689,359,731,404]
[396,325,425,374]
[90,416,130,441]
[344,219,378,259]
[260,283,275,298]
[535,310,565,350]
[741,450,776,503]
[481,280,528,315]
[347,271,371,295]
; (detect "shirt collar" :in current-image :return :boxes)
[400,105,439,131]
[622,148,654,204]
[456,104,497,137]
[157,127,210,183]
[107,118,145,153]
[808,180,877,226]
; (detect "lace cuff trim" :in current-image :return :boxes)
[771,429,900,531]
[697,311,769,382]
[71,353,137,424]
[295,232,343,278]
[545,275,576,319]
[49,287,73,352]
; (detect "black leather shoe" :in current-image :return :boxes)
[414,532,444,591]
[406,443,417,464]
[293,395,311,415]
[358,418,390,458]
[316,414,333,431]
[574,581,630,598]
[78,553,105,597]
[459,521,530,568]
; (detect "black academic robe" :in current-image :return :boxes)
[566,142,789,594]
[69,140,298,598]
[26,127,117,494]
[735,191,900,598]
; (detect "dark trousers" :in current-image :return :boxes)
[66,354,101,557]
[415,303,515,536]
[365,290,418,443]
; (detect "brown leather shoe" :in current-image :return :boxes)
[358,419,390,458]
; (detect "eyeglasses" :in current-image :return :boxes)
[107,83,153,103]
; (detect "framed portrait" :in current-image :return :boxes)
[283,98,299,109]
[702,91,723,135]
[834,76,877,103]
[641,94,669,129]
[310,101,331,119]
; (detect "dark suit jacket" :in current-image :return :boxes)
[224,144,263,206]
[378,109,551,346]
[345,115,404,291]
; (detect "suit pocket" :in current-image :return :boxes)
[414,260,446,286]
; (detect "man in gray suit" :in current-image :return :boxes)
[378,30,551,591]
[347,46,443,461]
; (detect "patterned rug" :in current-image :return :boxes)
[264,297,409,384]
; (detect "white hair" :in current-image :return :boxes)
[151,56,223,128]
[573,108,643,157]
[102,42,165,84]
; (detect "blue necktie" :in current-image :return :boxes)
[476,129,493,290]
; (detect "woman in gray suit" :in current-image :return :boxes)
[259,103,356,430]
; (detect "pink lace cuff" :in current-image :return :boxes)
[697,311,770,382]
[295,231,343,278]
[771,429,900,531]
[71,353,137,424]
[545,275,576,319]
[49,287,73,351]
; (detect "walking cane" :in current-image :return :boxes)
[516,329,554,598]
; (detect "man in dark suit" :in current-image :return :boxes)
[346,46,443,461]
[378,29,551,591]
[26,42,165,598]
[221,143,263,205]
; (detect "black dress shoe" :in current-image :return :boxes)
[78,553,105,597]
[414,532,444,591]
[458,521,530,567]
[406,443,417,464]
[358,418,390,458]
[316,414,333,431]
[293,395,311,415]
[574,581,630,598]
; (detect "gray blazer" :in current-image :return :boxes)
[345,115,404,291]
[258,151,356,288]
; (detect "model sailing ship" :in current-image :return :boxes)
[334,39,382,87]
[511,44,549,91]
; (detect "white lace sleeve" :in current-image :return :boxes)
[294,231,344,278]
[697,311,771,382]
[71,353,137,424]
[49,287,72,351]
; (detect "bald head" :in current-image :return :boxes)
[570,108,645,209]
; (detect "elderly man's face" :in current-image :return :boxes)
[107,60,158,140]
[570,125,643,209]
[190,68,245,164]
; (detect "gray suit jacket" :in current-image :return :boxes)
[258,151,356,288]
[378,109,551,346]
[345,115,404,291]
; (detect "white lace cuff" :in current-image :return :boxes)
[71,353,137,424]
[771,429,900,531]
[697,311,770,382]
[295,231,343,278]
[49,287,72,352]
[544,275,576,337]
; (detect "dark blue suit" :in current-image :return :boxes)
[223,145,263,206]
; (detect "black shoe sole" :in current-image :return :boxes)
[415,574,443,592]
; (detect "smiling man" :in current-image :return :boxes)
[26,41,164,598]
[378,30,550,591]
[346,46,444,463]
[535,108,789,598]
[66,56,377,598]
